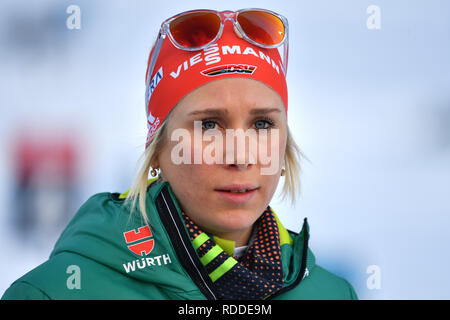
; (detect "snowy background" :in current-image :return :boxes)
[0,0,449,299]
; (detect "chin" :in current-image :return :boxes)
[210,208,261,233]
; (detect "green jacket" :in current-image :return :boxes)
[2,178,358,300]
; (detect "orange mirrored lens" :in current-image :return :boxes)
[170,12,221,48]
[237,11,285,46]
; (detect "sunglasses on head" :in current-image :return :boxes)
[145,9,289,107]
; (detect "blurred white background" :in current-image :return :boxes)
[0,0,449,299]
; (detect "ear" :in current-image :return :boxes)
[147,150,158,169]
[151,159,160,169]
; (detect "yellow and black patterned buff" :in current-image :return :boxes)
[181,207,284,300]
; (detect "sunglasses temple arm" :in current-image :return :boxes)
[145,32,165,111]
[284,29,289,76]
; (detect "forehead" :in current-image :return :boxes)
[173,78,285,113]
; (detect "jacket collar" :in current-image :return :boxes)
[150,180,315,297]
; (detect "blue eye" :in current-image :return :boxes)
[201,118,275,130]
[202,120,218,130]
[255,119,274,129]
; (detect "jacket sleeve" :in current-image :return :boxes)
[1,281,51,300]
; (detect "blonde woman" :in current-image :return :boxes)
[3,9,357,300]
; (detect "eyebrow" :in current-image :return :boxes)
[188,107,282,117]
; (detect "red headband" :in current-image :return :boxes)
[145,22,288,145]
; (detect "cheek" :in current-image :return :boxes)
[164,162,216,206]
[256,128,286,175]
[160,134,218,196]
[260,129,286,197]
[261,170,282,200]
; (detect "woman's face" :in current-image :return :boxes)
[156,78,287,244]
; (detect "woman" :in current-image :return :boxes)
[2,9,357,300]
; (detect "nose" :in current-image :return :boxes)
[224,161,254,175]
[223,130,258,171]
[227,162,252,171]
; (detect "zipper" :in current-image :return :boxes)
[155,186,217,300]
[267,217,310,300]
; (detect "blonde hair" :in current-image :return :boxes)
[126,113,307,224]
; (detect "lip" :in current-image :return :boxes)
[214,184,259,204]
[215,184,259,192]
